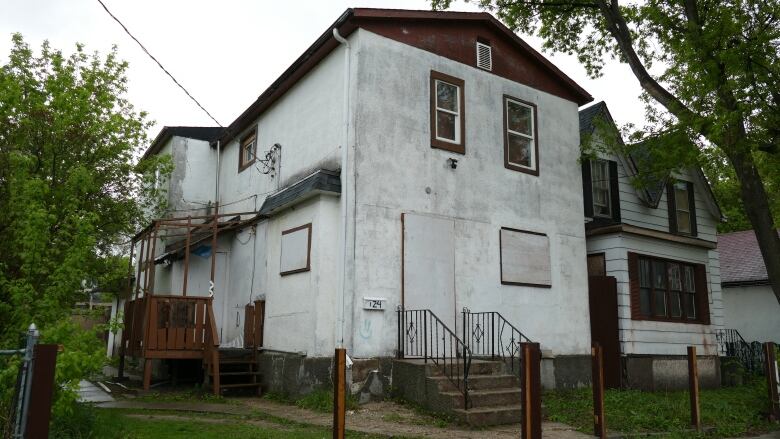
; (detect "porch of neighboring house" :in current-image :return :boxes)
[117,211,266,395]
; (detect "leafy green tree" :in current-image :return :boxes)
[434,0,780,303]
[0,34,166,432]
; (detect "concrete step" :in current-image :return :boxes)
[441,388,522,408]
[429,374,518,391]
[452,405,522,427]
[429,360,504,376]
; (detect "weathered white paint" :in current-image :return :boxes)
[141,27,594,361]
[350,29,591,357]
[403,213,457,328]
[722,285,780,342]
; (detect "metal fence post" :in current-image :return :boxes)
[14,323,39,439]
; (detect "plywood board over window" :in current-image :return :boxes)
[500,227,551,287]
[280,223,312,276]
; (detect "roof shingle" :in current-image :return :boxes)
[718,229,778,286]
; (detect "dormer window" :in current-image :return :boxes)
[239,129,257,172]
[667,181,697,236]
[581,159,621,223]
[591,160,611,217]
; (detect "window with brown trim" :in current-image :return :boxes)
[503,96,538,175]
[628,252,710,324]
[667,181,697,236]
[430,71,465,154]
[239,129,257,172]
[280,223,312,276]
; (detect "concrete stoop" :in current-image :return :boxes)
[392,358,522,427]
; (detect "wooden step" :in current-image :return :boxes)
[217,358,256,365]
[216,371,262,377]
[219,382,261,389]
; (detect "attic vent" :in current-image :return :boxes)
[476,42,492,71]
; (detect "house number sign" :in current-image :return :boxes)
[362,297,386,310]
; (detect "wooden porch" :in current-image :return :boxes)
[117,211,264,395]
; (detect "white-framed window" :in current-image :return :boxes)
[239,130,257,172]
[591,159,611,217]
[435,80,461,143]
[504,96,537,174]
[673,182,692,234]
[430,71,465,154]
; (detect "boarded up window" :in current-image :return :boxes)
[500,228,551,287]
[587,253,606,276]
[280,223,311,276]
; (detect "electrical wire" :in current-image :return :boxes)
[95,0,223,127]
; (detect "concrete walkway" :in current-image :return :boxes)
[77,380,115,403]
[97,399,592,439]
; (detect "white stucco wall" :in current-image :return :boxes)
[586,233,723,356]
[349,29,591,358]
[722,285,780,343]
[261,195,340,356]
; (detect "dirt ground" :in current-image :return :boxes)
[101,397,593,439]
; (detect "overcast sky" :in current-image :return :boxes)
[1,0,648,142]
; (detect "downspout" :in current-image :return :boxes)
[333,28,350,349]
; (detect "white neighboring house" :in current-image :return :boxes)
[580,102,726,390]
[119,7,599,401]
[719,230,780,343]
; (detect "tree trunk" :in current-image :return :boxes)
[727,148,780,305]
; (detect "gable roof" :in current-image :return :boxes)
[143,126,224,160]
[215,8,592,147]
[719,229,778,286]
[578,101,723,220]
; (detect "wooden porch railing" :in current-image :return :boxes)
[243,300,265,349]
[120,295,220,393]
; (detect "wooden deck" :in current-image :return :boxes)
[120,295,220,392]
[119,295,266,395]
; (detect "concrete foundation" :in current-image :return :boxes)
[624,355,720,390]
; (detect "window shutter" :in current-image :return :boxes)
[666,182,678,233]
[694,264,711,324]
[627,252,641,319]
[582,160,594,218]
[609,160,621,223]
[687,181,698,237]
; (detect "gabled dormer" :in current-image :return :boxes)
[579,102,723,243]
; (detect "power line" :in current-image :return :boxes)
[96,0,223,127]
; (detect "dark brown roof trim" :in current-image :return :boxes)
[586,223,717,249]
[216,7,592,147]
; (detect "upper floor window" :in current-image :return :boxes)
[591,159,611,217]
[667,181,697,236]
[629,253,709,324]
[430,71,465,154]
[239,130,257,172]
[503,96,538,175]
[582,159,620,223]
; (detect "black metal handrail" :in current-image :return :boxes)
[396,308,471,409]
[462,308,532,378]
[715,328,765,374]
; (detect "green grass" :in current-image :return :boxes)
[263,389,360,414]
[543,379,780,438]
[134,387,230,404]
[83,408,396,439]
